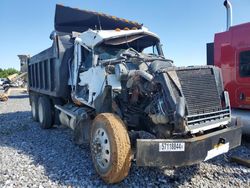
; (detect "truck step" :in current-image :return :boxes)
[55,104,81,119]
[230,156,250,168]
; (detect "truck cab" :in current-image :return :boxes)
[208,23,250,109]
[207,1,250,110]
[71,28,163,107]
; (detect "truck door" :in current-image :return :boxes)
[236,48,250,108]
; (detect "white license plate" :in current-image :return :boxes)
[159,142,185,152]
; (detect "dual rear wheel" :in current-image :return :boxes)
[31,95,53,129]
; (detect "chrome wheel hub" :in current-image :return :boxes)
[92,128,111,170]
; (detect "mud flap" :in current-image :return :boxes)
[73,119,92,145]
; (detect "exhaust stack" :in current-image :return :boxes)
[224,0,233,31]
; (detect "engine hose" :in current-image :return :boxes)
[128,70,153,82]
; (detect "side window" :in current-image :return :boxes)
[81,46,89,62]
[81,46,92,70]
[239,50,250,77]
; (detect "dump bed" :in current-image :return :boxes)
[28,35,72,98]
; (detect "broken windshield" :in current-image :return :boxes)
[96,35,163,60]
[95,46,125,60]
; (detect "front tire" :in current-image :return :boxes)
[90,113,131,184]
[38,96,53,129]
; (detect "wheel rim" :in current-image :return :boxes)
[31,101,36,118]
[38,102,43,123]
[92,127,111,170]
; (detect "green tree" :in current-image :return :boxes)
[0,68,20,78]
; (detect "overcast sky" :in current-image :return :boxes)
[0,0,250,70]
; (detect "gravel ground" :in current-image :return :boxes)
[0,89,250,188]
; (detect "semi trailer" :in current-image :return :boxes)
[28,4,241,183]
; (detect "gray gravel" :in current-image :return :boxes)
[0,90,250,187]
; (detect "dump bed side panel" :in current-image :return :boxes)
[28,35,72,99]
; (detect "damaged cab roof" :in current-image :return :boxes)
[78,28,160,49]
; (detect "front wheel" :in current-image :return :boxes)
[90,113,132,184]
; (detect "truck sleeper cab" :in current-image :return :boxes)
[208,22,250,110]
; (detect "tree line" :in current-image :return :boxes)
[0,68,20,78]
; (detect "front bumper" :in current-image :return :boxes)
[136,125,242,167]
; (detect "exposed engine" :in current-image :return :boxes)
[76,46,230,139]
[108,49,174,138]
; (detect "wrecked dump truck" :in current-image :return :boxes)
[27,5,242,183]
